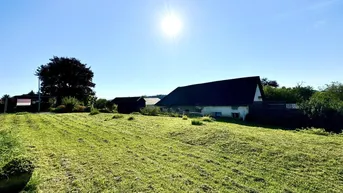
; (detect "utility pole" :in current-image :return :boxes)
[38,78,41,112]
[4,97,8,113]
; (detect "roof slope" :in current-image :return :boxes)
[156,76,263,106]
[112,97,144,104]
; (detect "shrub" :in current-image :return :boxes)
[130,112,141,115]
[61,97,80,112]
[170,113,181,117]
[48,98,57,107]
[182,115,188,120]
[89,108,100,115]
[99,109,113,113]
[84,106,91,112]
[299,128,331,136]
[94,99,107,109]
[73,105,87,112]
[54,105,67,113]
[140,106,161,116]
[299,92,343,133]
[128,116,135,121]
[112,114,124,119]
[191,120,203,126]
[105,101,117,112]
[201,116,215,122]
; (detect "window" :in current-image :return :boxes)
[231,106,239,110]
[214,112,222,117]
[232,113,240,119]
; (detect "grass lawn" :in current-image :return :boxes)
[1,113,343,192]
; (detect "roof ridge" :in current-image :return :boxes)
[179,76,260,88]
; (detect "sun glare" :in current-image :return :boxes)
[161,13,182,37]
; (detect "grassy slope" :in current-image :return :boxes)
[0,113,343,192]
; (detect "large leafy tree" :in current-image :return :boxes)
[35,56,95,104]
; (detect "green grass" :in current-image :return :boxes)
[1,113,343,192]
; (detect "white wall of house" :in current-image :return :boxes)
[201,106,249,119]
[254,85,263,102]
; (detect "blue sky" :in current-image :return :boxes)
[1,0,342,99]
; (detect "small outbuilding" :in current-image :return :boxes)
[112,97,146,114]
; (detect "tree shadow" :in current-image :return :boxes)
[214,117,293,131]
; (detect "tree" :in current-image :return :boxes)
[324,82,343,101]
[263,84,315,103]
[261,78,279,88]
[94,98,107,109]
[1,94,10,101]
[35,56,95,104]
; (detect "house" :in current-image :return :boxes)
[144,98,160,106]
[12,94,53,105]
[155,76,264,119]
[112,97,146,114]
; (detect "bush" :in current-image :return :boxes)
[201,116,215,122]
[112,114,124,119]
[182,115,188,120]
[128,116,135,121]
[140,106,161,116]
[84,106,91,112]
[191,120,203,126]
[61,97,80,112]
[54,105,67,113]
[105,101,117,112]
[170,113,181,117]
[299,91,343,133]
[73,105,87,112]
[48,98,57,107]
[89,108,100,115]
[160,112,182,117]
[99,109,113,113]
[94,99,107,109]
[130,112,141,115]
[299,128,331,136]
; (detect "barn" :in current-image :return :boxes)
[112,97,146,114]
[156,76,264,120]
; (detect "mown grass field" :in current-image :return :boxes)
[1,113,343,192]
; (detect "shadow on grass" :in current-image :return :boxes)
[214,117,293,131]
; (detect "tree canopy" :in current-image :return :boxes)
[263,85,316,103]
[35,56,95,104]
[261,78,279,88]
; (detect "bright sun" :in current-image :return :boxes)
[161,13,182,37]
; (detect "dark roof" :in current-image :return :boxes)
[112,97,144,104]
[156,76,264,106]
[12,94,53,99]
